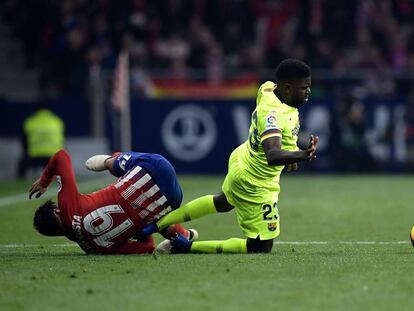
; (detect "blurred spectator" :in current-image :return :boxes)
[329,96,377,172]
[1,0,414,173]
[2,0,414,98]
[18,104,65,178]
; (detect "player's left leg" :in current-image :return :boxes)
[166,233,273,254]
[168,235,272,254]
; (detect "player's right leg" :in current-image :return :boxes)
[157,192,234,227]
[140,192,234,237]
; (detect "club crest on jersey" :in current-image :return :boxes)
[268,222,278,232]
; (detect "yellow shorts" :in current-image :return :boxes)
[222,147,281,240]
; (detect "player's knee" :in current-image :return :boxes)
[213,192,234,213]
[247,238,274,253]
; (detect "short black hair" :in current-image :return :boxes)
[33,200,63,236]
[275,59,311,82]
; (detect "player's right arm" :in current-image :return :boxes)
[262,135,319,166]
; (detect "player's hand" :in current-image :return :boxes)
[286,163,298,172]
[305,135,319,160]
[29,178,48,200]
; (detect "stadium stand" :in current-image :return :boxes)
[1,0,414,98]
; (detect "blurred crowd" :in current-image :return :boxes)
[2,0,414,97]
[1,0,414,172]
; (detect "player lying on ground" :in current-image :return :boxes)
[29,150,197,254]
[136,59,319,254]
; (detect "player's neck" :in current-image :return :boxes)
[274,89,296,108]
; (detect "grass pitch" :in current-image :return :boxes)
[0,175,413,311]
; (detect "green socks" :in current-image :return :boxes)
[190,238,247,253]
[156,195,217,230]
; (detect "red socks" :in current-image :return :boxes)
[159,224,190,239]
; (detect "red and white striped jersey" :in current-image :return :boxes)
[113,164,172,222]
[39,150,171,254]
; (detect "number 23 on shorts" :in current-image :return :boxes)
[262,202,278,221]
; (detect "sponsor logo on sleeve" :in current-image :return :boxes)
[265,111,278,130]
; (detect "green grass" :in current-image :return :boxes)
[1,175,414,311]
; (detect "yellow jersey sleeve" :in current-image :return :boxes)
[256,81,284,143]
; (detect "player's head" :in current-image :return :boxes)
[274,59,311,108]
[33,200,64,236]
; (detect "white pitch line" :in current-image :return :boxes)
[274,241,328,245]
[273,241,410,245]
[0,241,410,249]
[0,178,113,208]
[338,241,409,245]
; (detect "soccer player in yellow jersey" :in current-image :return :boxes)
[139,59,319,253]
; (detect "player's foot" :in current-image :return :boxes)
[154,229,198,254]
[170,234,193,254]
[153,239,172,254]
[188,228,198,242]
[85,155,111,171]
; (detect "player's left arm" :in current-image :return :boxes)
[262,135,319,166]
[257,107,319,165]
[286,135,320,171]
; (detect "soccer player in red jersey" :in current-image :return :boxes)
[29,149,196,254]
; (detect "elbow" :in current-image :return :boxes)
[267,159,283,166]
[265,151,282,166]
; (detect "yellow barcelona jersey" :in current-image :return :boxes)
[240,81,300,182]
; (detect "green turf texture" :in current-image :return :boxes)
[0,175,413,311]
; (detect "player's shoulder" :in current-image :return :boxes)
[257,81,276,97]
[257,81,283,106]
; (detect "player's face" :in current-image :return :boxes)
[288,77,311,107]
